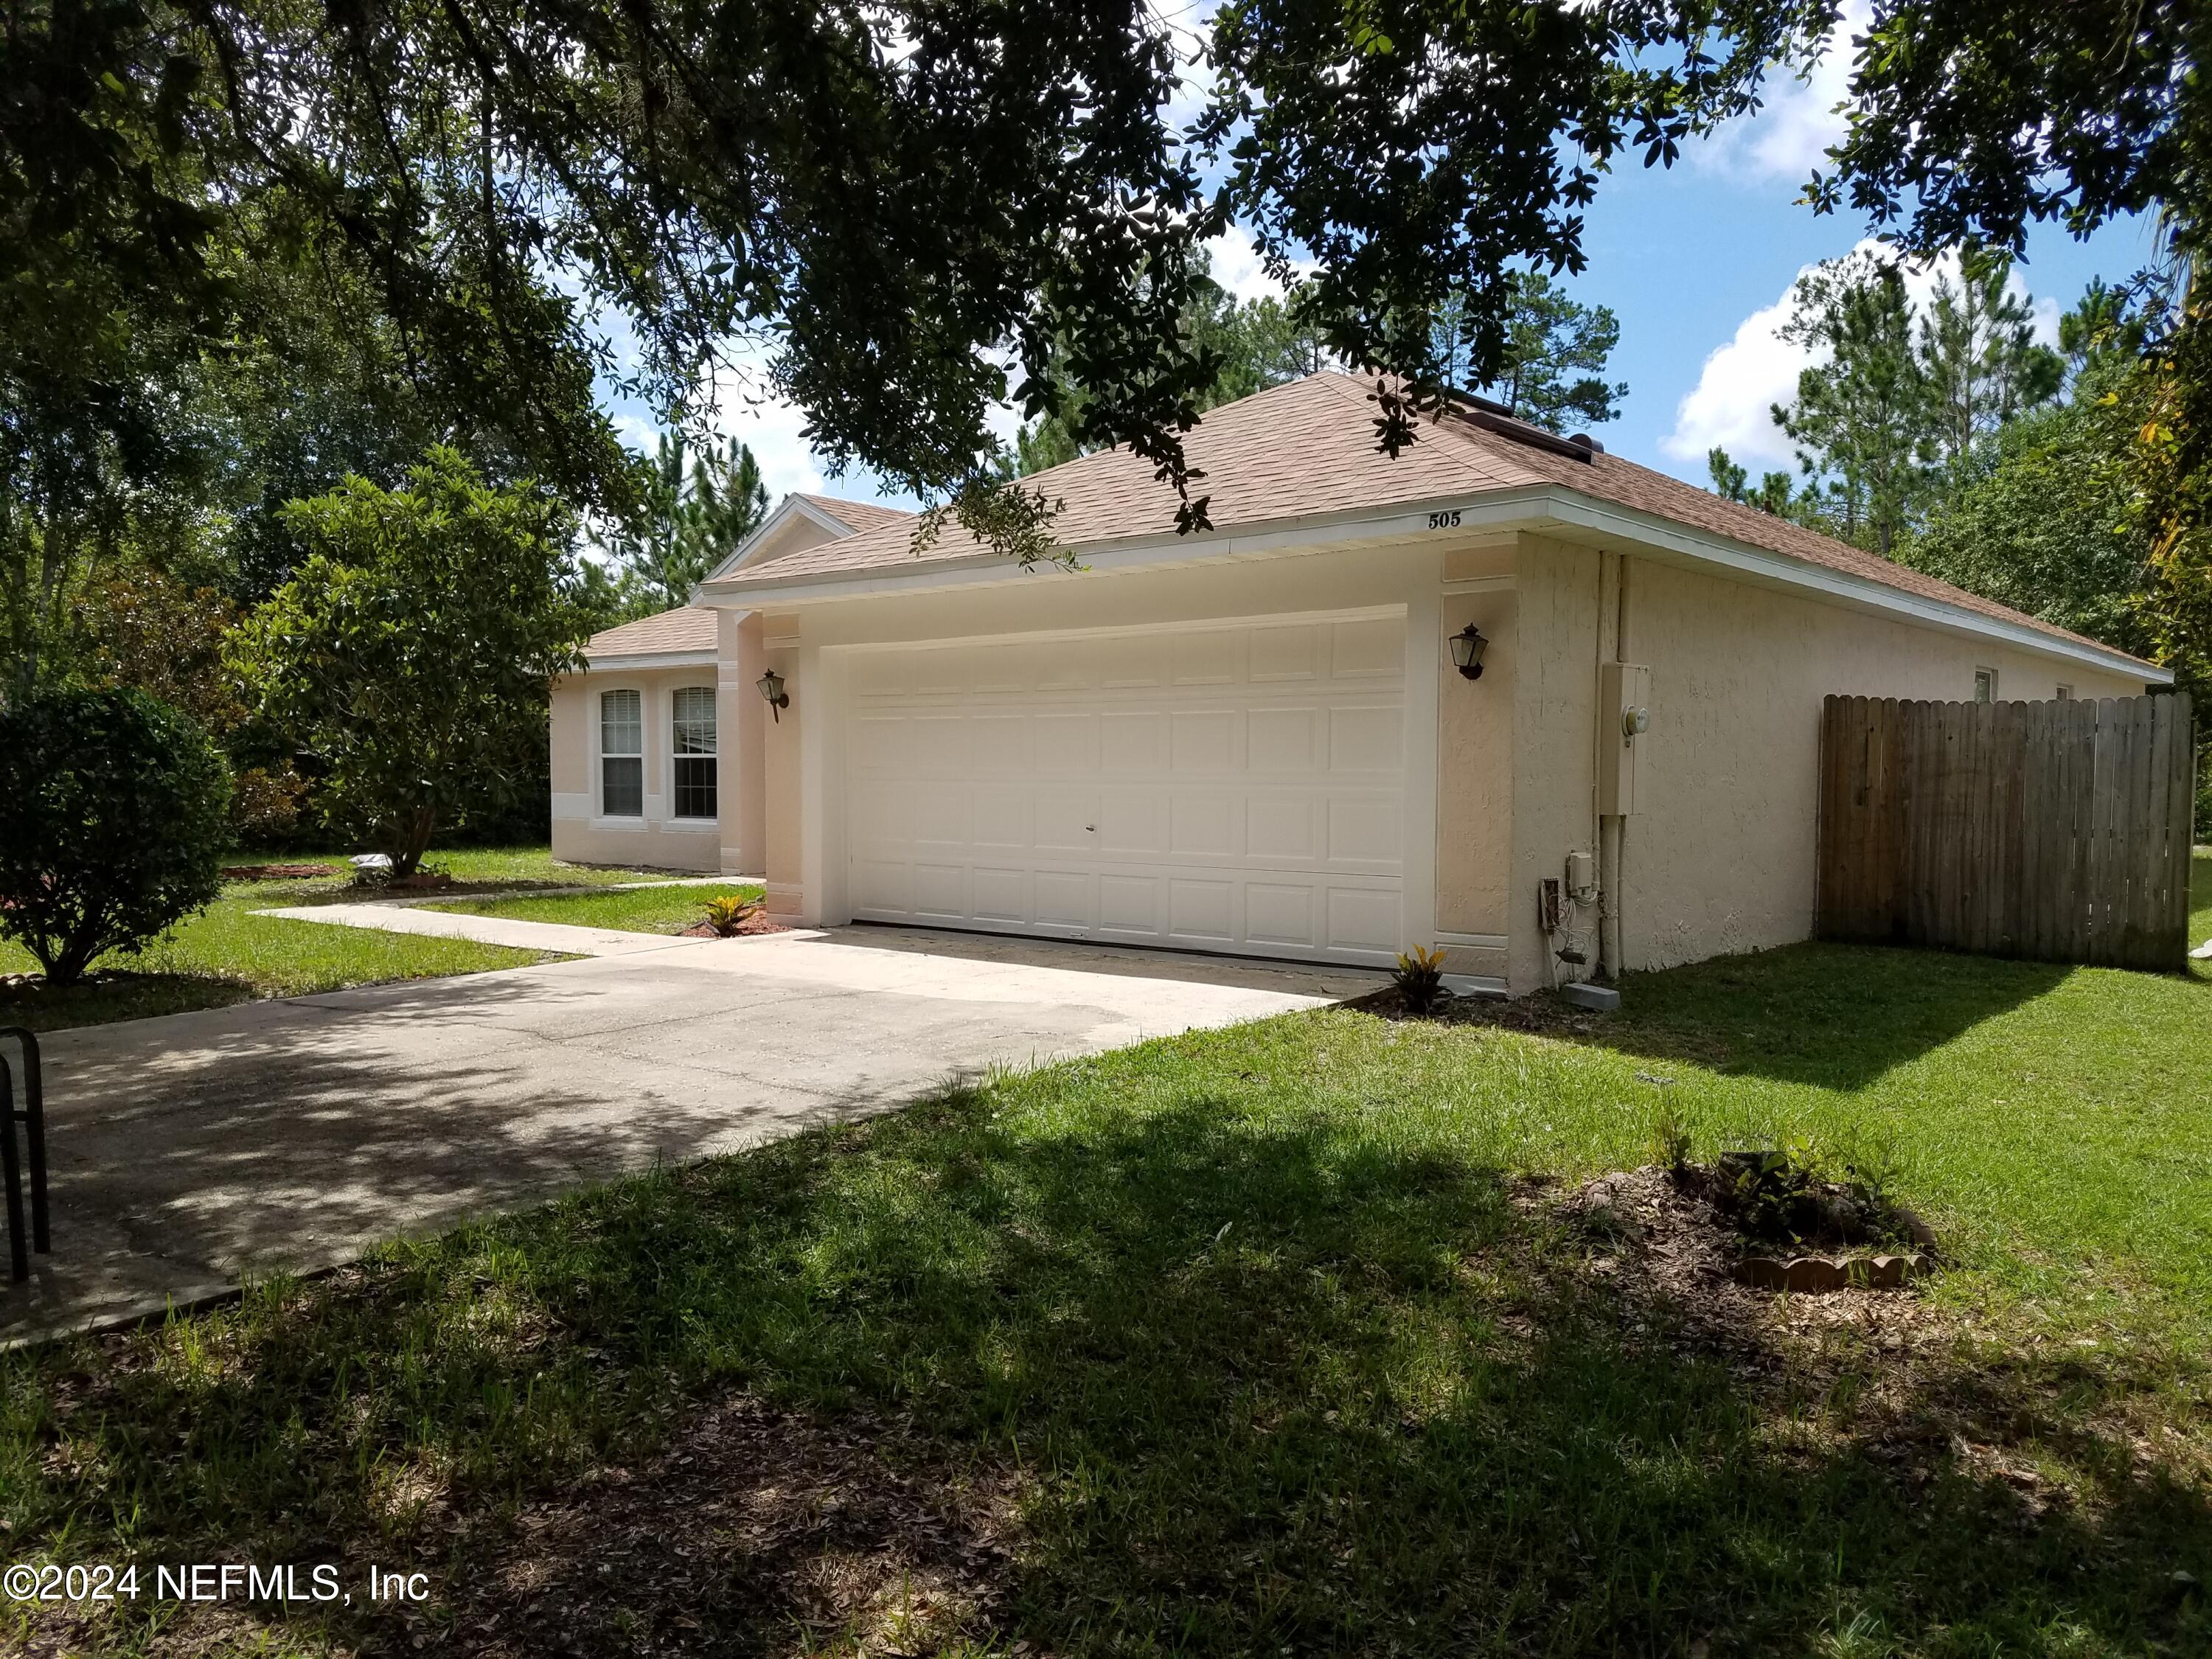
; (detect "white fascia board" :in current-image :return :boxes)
[692,488,1551,607]
[694,479,2167,684]
[1532,488,2170,684]
[579,650,719,672]
[700,496,858,584]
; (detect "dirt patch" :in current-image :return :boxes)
[221,862,341,881]
[415,1397,1020,1656]
[1535,1166,1955,1348]
[21,1396,1021,1658]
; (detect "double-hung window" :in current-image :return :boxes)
[672,687,718,820]
[600,689,644,816]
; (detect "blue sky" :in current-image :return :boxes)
[602,3,2160,512]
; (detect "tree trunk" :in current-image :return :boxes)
[389,804,437,878]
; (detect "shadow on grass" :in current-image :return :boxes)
[0,970,256,1034]
[5,1080,2205,1656]
[1424,941,2087,1091]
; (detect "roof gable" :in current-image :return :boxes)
[701,491,917,583]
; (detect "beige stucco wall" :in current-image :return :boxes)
[761,614,804,915]
[665,517,2156,987]
[718,610,768,875]
[1433,541,1518,983]
[1502,537,1607,990]
[1503,537,2155,981]
[550,664,728,872]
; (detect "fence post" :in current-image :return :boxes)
[0,1028,49,1282]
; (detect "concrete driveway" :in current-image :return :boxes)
[2,927,1377,1344]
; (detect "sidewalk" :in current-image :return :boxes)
[254,902,739,958]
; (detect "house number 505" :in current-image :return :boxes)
[1427,509,1462,529]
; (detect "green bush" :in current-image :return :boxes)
[0,688,232,984]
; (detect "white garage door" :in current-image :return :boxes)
[845,612,1406,965]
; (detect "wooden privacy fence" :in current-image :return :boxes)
[1817,693,2197,972]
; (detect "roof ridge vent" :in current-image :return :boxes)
[1441,392,1595,463]
[1568,433,1605,455]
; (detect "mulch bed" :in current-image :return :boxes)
[1532,1166,1953,1354]
[1349,982,1633,1040]
[220,863,340,881]
[678,915,795,939]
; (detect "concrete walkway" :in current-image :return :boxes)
[257,901,722,958]
[3,928,1379,1346]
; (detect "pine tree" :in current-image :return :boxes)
[1916,248,2064,490]
[1773,257,1935,558]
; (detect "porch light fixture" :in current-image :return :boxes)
[1448,622,1488,681]
[755,667,789,721]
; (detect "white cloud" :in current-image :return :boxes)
[1692,1,1868,184]
[1662,240,2068,469]
[1660,256,1840,468]
[1206,220,1298,302]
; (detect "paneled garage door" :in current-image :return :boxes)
[845,612,1406,965]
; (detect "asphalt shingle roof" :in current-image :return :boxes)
[583,606,718,659]
[709,372,2149,667]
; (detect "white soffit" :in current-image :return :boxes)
[696,485,2163,684]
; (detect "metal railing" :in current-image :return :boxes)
[0,1028,49,1282]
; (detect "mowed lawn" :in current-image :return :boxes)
[424,879,764,934]
[0,848,667,1031]
[1,856,2206,1656]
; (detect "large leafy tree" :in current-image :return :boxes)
[1804,1,2210,697]
[1901,389,2154,661]
[228,450,595,875]
[7,0,1837,554]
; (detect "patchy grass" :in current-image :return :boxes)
[0,846,664,1032]
[425,879,764,935]
[1,869,2208,1655]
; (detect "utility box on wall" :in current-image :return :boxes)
[1599,661,1651,815]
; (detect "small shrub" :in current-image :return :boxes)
[0,688,232,984]
[1649,1109,1694,1175]
[1391,944,1449,1014]
[703,894,762,936]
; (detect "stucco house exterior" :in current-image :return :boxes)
[551,372,2166,995]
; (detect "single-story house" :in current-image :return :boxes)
[551,372,2166,994]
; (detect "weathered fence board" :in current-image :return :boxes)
[1817,694,2195,972]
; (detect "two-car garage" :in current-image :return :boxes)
[842,611,1411,966]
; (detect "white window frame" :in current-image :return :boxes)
[599,687,644,818]
[1972,667,1999,704]
[2054,683,2075,700]
[670,686,718,822]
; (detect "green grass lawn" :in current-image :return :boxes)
[0,846,673,1032]
[1,857,2207,1656]
[423,878,764,934]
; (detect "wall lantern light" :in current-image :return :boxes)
[756,667,789,721]
[1448,622,1488,681]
